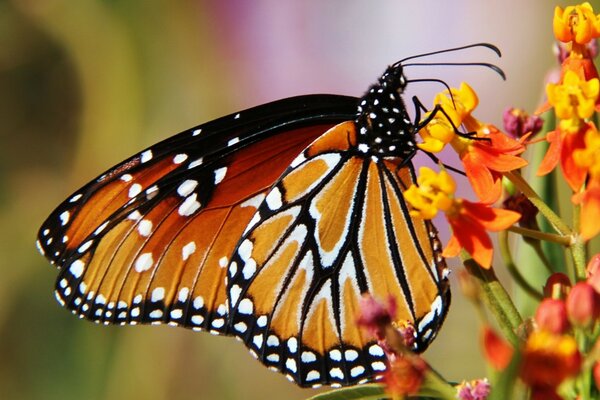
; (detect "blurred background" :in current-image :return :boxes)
[0,1,588,399]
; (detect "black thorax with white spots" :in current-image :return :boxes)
[355,64,416,160]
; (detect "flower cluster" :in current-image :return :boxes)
[539,2,600,239]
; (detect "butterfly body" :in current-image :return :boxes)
[38,63,450,387]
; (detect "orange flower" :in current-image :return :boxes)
[404,167,521,268]
[520,331,582,390]
[419,83,527,203]
[553,3,600,46]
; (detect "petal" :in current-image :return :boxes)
[462,152,502,204]
[442,233,461,258]
[449,216,494,268]
[561,128,588,191]
[463,200,521,231]
[537,130,563,176]
[482,326,514,370]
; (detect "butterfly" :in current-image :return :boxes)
[36,43,501,388]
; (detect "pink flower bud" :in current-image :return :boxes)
[535,299,569,334]
[566,282,599,327]
[594,362,600,391]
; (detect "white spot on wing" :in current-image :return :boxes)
[70,193,83,202]
[173,153,188,164]
[135,253,153,272]
[151,287,165,302]
[265,187,283,210]
[59,211,70,226]
[182,241,196,261]
[237,298,253,314]
[228,137,240,146]
[178,193,201,216]
[188,158,203,169]
[137,219,153,237]
[214,167,227,184]
[141,150,153,163]
[69,260,85,278]
[129,183,142,198]
[177,180,198,197]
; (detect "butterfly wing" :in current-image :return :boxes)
[36,94,358,333]
[227,121,450,387]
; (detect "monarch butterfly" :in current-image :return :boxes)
[37,43,501,388]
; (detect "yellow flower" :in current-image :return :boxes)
[403,167,455,219]
[553,2,600,45]
[417,82,479,153]
[546,70,599,133]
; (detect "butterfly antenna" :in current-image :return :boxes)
[403,62,506,80]
[397,43,501,64]
[406,78,457,109]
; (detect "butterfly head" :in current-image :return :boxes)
[354,62,416,160]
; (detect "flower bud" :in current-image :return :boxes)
[566,282,600,327]
[535,298,569,334]
[502,107,544,138]
[543,272,571,299]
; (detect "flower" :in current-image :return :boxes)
[456,378,491,400]
[534,299,569,334]
[419,83,528,203]
[547,70,599,133]
[520,330,582,390]
[503,107,544,139]
[566,282,599,327]
[404,167,521,268]
[384,355,427,397]
[553,3,600,46]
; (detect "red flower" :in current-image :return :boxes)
[566,282,600,327]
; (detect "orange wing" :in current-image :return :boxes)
[36,95,358,333]
[227,121,450,387]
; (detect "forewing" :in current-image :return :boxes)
[36,95,358,333]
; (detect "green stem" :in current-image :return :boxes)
[462,255,523,346]
[505,171,573,237]
[499,231,543,300]
[507,225,573,246]
[571,201,587,280]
